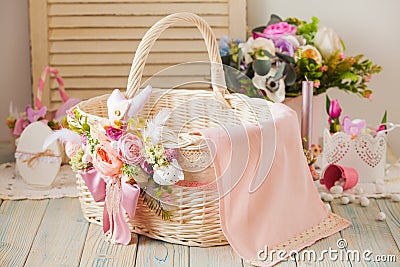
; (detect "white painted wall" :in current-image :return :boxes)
[0,0,32,142]
[248,0,400,156]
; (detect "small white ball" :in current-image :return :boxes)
[341,196,350,205]
[325,203,332,211]
[348,195,356,203]
[323,193,334,202]
[330,185,344,195]
[391,194,400,202]
[319,192,327,199]
[360,197,370,207]
[377,212,386,221]
[355,187,364,195]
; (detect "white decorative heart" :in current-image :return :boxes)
[354,134,386,167]
[323,130,351,164]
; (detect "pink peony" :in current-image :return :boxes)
[92,142,122,177]
[117,133,143,165]
[262,22,297,38]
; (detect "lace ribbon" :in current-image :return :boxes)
[15,149,61,168]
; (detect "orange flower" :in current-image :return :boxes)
[92,142,122,177]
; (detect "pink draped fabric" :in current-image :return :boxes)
[201,103,350,266]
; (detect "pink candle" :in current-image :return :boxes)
[302,81,313,149]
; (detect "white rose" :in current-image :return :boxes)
[252,67,286,103]
[239,37,276,64]
[313,27,343,60]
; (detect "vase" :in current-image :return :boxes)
[283,93,326,146]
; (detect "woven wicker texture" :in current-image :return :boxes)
[75,13,272,247]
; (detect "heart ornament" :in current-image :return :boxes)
[323,129,351,164]
[354,133,386,167]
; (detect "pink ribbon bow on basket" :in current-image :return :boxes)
[79,168,140,245]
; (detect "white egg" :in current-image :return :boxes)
[377,212,386,221]
[152,159,184,185]
[323,193,334,202]
[341,196,350,205]
[348,195,356,203]
[360,197,370,207]
[330,185,344,195]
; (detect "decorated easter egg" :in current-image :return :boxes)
[15,122,61,188]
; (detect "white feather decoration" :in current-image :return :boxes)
[144,108,171,144]
[43,128,82,150]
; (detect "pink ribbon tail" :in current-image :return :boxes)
[79,168,106,202]
[103,180,140,245]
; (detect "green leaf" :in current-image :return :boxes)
[253,59,271,76]
[276,52,295,64]
[155,188,163,198]
[326,95,331,115]
[274,62,286,80]
[82,123,90,133]
[284,65,296,86]
[262,49,275,59]
[381,110,387,124]
[266,14,283,26]
[251,26,266,34]
[237,49,243,70]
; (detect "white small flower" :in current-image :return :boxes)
[340,196,350,205]
[153,159,184,185]
[239,37,275,64]
[360,196,370,207]
[252,67,286,103]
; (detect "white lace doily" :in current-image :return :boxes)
[0,162,78,200]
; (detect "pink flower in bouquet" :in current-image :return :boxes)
[140,159,154,175]
[165,148,178,162]
[117,133,143,165]
[26,105,47,123]
[93,142,122,177]
[105,126,123,141]
[329,99,342,119]
[263,22,297,38]
[13,118,29,137]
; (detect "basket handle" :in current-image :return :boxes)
[126,13,228,106]
[36,66,68,109]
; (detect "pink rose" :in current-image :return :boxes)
[117,133,143,165]
[93,142,122,177]
[263,22,297,38]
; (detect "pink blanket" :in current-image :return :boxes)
[200,103,350,266]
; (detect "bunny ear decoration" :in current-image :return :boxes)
[107,85,152,125]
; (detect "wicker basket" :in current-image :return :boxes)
[75,12,272,247]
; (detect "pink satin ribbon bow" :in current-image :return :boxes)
[80,168,140,245]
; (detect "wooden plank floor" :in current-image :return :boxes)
[0,197,398,266]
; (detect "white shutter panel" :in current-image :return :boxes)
[29,0,246,110]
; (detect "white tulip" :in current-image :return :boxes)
[313,27,343,60]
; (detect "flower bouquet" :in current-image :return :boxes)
[58,86,186,244]
[219,14,382,102]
